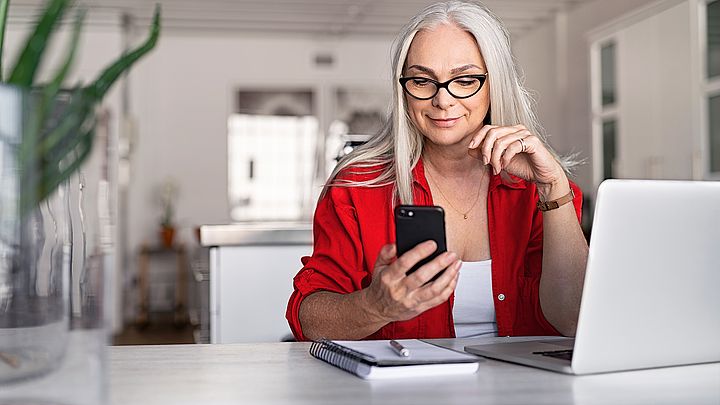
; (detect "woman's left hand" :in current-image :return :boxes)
[468,124,565,187]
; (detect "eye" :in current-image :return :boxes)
[454,78,479,87]
[410,78,431,87]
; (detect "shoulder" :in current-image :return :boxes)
[320,163,394,210]
[333,162,390,183]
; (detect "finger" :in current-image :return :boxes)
[468,124,495,150]
[500,137,524,168]
[404,251,458,290]
[479,126,517,167]
[412,259,461,301]
[414,261,461,309]
[391,240,437,277]
[420,272,460,311]
[490,129,531,175]
[374,244,397,267]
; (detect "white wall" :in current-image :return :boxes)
[127,32,393,242]
[513,0,658,194]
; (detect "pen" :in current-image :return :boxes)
[389,340,410,357]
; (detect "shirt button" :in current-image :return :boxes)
[497,293,506,301]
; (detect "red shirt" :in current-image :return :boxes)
[286,158,583,341]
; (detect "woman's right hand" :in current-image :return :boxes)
[362,241,461,324]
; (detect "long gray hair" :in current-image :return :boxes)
[325,1,571,204]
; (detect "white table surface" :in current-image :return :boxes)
[110,337,720,405]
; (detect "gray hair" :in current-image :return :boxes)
[325,0,573,204]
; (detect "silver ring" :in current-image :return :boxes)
[518,137,527,153]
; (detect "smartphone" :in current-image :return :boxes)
[394,205,448,280]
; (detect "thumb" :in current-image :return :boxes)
[374,244,397,267]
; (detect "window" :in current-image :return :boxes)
[228,90,318,221]
[707,1,720,176]
[601,43,617,106]
[602,119,617,180]
[592,39,619,186]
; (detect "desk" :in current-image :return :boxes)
[110,338,720,405]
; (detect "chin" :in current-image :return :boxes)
[422,127,469,146]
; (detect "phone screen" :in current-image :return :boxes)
[394,205,447,280]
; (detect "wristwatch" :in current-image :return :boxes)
[537,188,575,211]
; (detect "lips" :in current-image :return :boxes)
[428,117,461,128]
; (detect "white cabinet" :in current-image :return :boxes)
[202,223,312,343]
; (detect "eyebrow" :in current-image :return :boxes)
[406,64,485,76]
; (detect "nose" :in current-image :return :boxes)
[431,87,455,110]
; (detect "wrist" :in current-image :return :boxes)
[358,288,390,327]
[536,174,570,201]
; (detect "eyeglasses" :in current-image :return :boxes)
[398,74,488,100]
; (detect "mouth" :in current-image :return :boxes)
[428,116,461,128]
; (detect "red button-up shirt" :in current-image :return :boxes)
[286,158,582,341]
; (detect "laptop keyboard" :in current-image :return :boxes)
[532,349,574,361]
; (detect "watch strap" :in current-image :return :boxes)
[537,188,575,211]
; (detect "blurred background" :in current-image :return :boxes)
[3,0,717,345]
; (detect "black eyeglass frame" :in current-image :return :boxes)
[398,73,489,100]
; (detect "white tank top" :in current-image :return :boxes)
[453,260,498,338]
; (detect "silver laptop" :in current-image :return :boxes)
[465,180,720,375]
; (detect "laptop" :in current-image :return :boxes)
[465,179,720,375]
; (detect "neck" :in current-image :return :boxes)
[422,142,485,179]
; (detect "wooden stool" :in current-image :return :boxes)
[136,244,188,328]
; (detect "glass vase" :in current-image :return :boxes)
[0,83,113,404]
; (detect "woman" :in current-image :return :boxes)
[286,1,589,341]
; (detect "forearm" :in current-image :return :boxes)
[298,290,389,341]
[537,177,589,336]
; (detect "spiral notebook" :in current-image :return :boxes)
[309,339,480,379]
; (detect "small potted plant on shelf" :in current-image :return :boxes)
[157,177,179,248]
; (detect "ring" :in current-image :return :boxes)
[518,137,527,153]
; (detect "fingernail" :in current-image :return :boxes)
[494,166,500,175]
[483,156,489,165]
[468,139,476,149]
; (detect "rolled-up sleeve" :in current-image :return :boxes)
[286,186,368,341]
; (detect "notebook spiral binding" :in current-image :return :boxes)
[310,339,376,376]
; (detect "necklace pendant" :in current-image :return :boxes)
[463,214,468,220]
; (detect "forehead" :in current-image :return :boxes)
[405,23,485,71]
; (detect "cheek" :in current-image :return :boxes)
[467,93,490,119]
[406,99,426,125]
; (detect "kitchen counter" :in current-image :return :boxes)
[199,222,312,246]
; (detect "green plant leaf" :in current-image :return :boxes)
[16,2,161,216]
[37,127,94,207]
[44,8,85,98]
[0,0,10,82]
[88,4,161,100]
[8,0,70,87]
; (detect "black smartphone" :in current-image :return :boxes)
[394,205,448,280]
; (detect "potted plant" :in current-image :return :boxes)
[0,0,161,402]
[158,178,179,248]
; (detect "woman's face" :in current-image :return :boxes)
[403,23,490,148]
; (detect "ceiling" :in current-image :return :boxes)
[7,0,597,38]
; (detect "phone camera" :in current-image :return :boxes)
[408,211,414,217]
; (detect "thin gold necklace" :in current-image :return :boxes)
[425,164,486,220]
